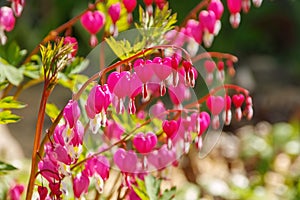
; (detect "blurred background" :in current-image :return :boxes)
[1,0,300,199]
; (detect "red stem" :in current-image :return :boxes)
[26,83,51,200]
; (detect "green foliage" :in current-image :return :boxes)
[40,38,74,79]
[0,41,27,66]
[106,3,177,60]
[45,103,61,122]
[0,161,17,175]
[133,175,176,200]
[136,3,177,46]
[0,96,26,109]
[105,36,146,60]
[0,58,24,86]
[0,97,25,124]
[0,110,21,124]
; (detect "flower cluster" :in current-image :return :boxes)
[0,0,25,45]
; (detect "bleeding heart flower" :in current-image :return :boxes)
[73,173,90,198]
[11,0,25,17]
[133,132,158,154]
[114,148,138,174]
[198,111,211,135]
[38,186,48,200]
[81,10,105,46]
[123,0,137,13]
[63,100,80,128]
[204,60,216,73]
[208,0,224,19]
[148,144,177,170]
[162,120,178,139]
[232,94,245,108]
[81,10,105,34]
[108,3,121,24]
[199,10,216,34]
[207,96,224,115]
[8,184,24,200]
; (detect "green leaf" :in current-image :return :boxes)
[0,160,17,171]
[132,185,149,200]
[145,175,161,200]
[0,110,21,124]
[7,41,27,66]
[160,187,176,200]
[0,96,26,109]
[0,58,24,86]
[46,103,61,121]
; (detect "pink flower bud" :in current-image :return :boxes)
[108,3,121,24]
[123,0,137,13]
[198,111,211,135]
[0,7,15,32]
[208,0,224,20]
[204,60,216,73]
[81,10,105,34]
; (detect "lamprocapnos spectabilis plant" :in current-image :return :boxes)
[0,0,263,199]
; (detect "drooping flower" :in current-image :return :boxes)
[123,0,137,23]
[108,3,121,36]
[85,84,112,133]
[8,183,24,200]
[0,7,16,45]
[199,10,216,47]
[11,0,25,17]
[81,10,105,46]
[114,148,138,174]
[227,0,242,28]
[232,94,245,121]
[133,132,157,154]
[73,172,90,198]
[207,96,224,129]
[63,100,80,129]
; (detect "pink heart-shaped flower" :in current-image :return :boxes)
[113,148,138,173]
[81,10,105,34]
[204,60,216,73]
[199,111,211,135]
[162,120,178,139]
[73,173,89,198]
[207,96,224,115]
[232,94,245,108]
[134,59,154,83]
[133,132,158,154]
[199,10,216,34]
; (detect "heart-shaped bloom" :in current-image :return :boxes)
[63,100,80,128]
[73,173,90,198]
[232,94,245,108]
[108,3,121,24]
[114,148,138,174]
[162,120,178,139]
[133,132,158,154]
[81,10,105,34]
[207,96,224,115]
